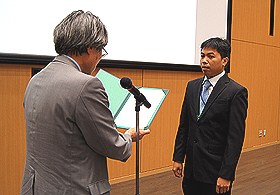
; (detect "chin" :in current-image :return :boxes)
[203,73,213,78]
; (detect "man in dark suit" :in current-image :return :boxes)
[172,37,248,194]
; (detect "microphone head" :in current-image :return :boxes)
[120,77,132,89]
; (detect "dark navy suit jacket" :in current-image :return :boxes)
[173,74,248,184]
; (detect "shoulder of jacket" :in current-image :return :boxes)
[228,77,247,90]
[188,77,203,86]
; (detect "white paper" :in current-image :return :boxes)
[114,88,166,129]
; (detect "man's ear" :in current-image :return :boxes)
[222,57,229,67]
[87,47,92,55]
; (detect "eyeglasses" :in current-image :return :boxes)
[101,48,108,58]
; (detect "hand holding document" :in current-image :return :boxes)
[125,128,151,142]
[95,69,169,129]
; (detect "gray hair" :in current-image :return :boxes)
[53,10,108,55]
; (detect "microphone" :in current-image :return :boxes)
[120,77,151,108]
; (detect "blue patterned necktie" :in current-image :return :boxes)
[200,80,211,114]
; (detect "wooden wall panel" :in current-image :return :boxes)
[0,64,43,195]
[230,40,280,148]
[141,70,203,172]
[232,0,280,47]
[231,0,280,148]
[92,68,142,181]
[1,57,279,193]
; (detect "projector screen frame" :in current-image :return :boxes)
[0,0,232,72]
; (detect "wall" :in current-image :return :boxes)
[0,64,44,195]
[230,0,280,148]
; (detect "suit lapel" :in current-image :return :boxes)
[198,74,230,119]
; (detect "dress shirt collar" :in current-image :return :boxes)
[203,71,225,88]
[62,54,82,72]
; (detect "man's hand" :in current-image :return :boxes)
[125,127,150,142]
[216,177,231,194]
[172,161,183,178]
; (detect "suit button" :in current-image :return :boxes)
[194,139,198,143]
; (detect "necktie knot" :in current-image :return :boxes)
[203,80,211,90]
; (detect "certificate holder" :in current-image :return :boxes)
[95,69,169,194]
[95,69,169,130]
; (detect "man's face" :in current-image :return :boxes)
[200,47,228,78]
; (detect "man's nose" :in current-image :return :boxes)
[201,57,208,64]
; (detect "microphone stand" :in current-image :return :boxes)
[135,98,142,195]
[120,77,151,194]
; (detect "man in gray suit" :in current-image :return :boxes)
[21,10,150,195]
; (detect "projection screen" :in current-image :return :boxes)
[0,0,230,70]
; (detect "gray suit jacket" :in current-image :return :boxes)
[21,56,132,195]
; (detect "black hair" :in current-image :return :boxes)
[200,37,231,59]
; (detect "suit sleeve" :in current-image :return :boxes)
[75,77,132,162]
[173,85,190,163]
[218,86,248,180]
